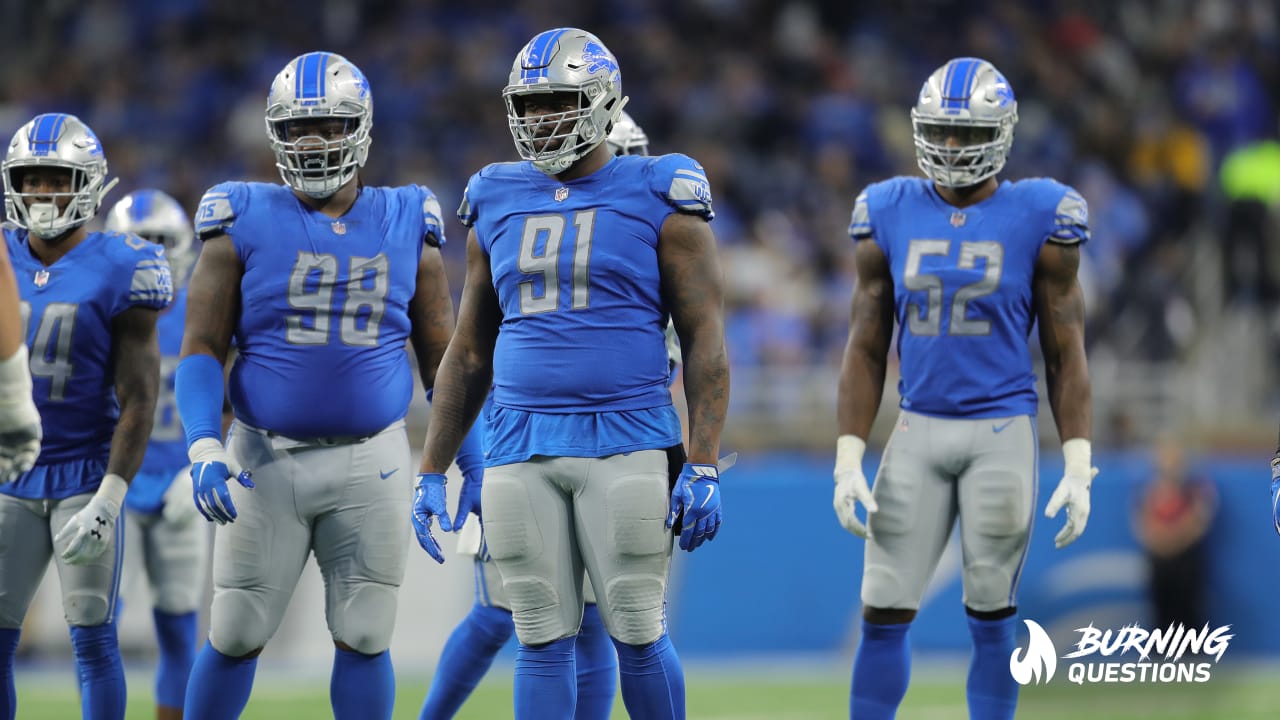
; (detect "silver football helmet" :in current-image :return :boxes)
[105,190,197,288]
[911,57,1018,188]
[504,28,628,175]
[2,113,118,238]
[266,52,373,198]
[606,110,649,156]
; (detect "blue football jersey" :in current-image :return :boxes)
[2,227,173,498]
[460,154,712,464]
[194,182,443,438]
[849,177,1089,418]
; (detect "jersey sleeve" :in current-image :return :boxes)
[193,182,246,240]
[456,173,481,229]
[416,185,446,248]
[121,238,173,313]
[651,154,714,220]
[1048,186,1090,245]
[848,189,873,241]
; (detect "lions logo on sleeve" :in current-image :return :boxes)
[656,155,714,220]
[125,240,174,312]
[420,188,445,247]
[1050,187,1090,245]
[848,190,872,241]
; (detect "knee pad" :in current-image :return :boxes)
[153,580,202,615]
[506,575,568,645]
[860,564,915,611]
[601,573,665,645]
[962,563,1016,612]
[64,589,114,627]
[208,590,272,658]
[330,583,398,655]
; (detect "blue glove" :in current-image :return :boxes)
[453,467,483,533]
[414,473,453,563]
[187,438,254,525]
[667,463,722,552]
[1271,453,1280,536]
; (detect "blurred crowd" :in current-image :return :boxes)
[1,0,1277,373]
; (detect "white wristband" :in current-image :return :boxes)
[187,437,225,464]
[1062,438,1092,478]
[835,435,867,476]
[0,345,32,396]
[97,473,129,506]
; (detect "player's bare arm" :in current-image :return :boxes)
[106,305,161,482]
[0,243,23,359]
[179,234,241,363]
[420,229,500,474]
[408,245,455,391]
[658,211,728,466]
[837,238,894,440]
[1033,240,1091,441]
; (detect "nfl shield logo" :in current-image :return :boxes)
[950,211,966,227]
[33,270,49,288]
[331,221,347,235]
[554,187,569,202]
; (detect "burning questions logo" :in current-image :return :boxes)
[1010,620,1233,686]
[1009,619,1057,685]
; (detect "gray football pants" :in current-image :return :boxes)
[482,450,671,646]
[0,492,124,628]
[862,410,1037,613]
[207,420,411,657]
[122,508,210,615]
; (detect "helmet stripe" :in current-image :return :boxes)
[520,28,569,83]
[28,113,65,156]
[942,57,980,110]
[130,189,156,222]
[296,52,330,100]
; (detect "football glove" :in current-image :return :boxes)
[833,435,878,538]
[0,345,41,483]
[55,474,127,565]
[188,437,254,525]
[453,466,483,533]
[413,472,453,563]
[1045,438,1098,549]
[162,464,199,526]
[667,462,723,552]
[1270,450,1280,537]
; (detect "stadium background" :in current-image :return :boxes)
[4,0,1280,717]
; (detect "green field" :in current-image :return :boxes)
[12,667,1277,719]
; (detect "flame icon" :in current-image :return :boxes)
[1009,619,1057,685]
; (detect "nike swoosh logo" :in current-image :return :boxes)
[699,485,716,509]
[379,468,398,480]
[992,419,1016,433]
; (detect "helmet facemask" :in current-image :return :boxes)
[910,114,1014,188]
[505,80,624,175]
[4,163,113,240]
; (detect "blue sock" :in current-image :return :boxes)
[183,642,257,720]
[515,636,576,720]
[967,614,1018,720]
[153,610,198,711]
[331,647,394,720]
[573,604,617,720]
[851,620,911,720]
[420,604,513,720]
[611,634,684,720]
[68,623,126,720]
[0,628,19,720]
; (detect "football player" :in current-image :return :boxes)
[0,240,41,482]
[834,58,1096,720]
[412,29,729,720]
[105,190,208,720]
[0,113,171,720]
[174,52,481,720]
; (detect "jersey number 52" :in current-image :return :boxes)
[903,239,1003,336]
